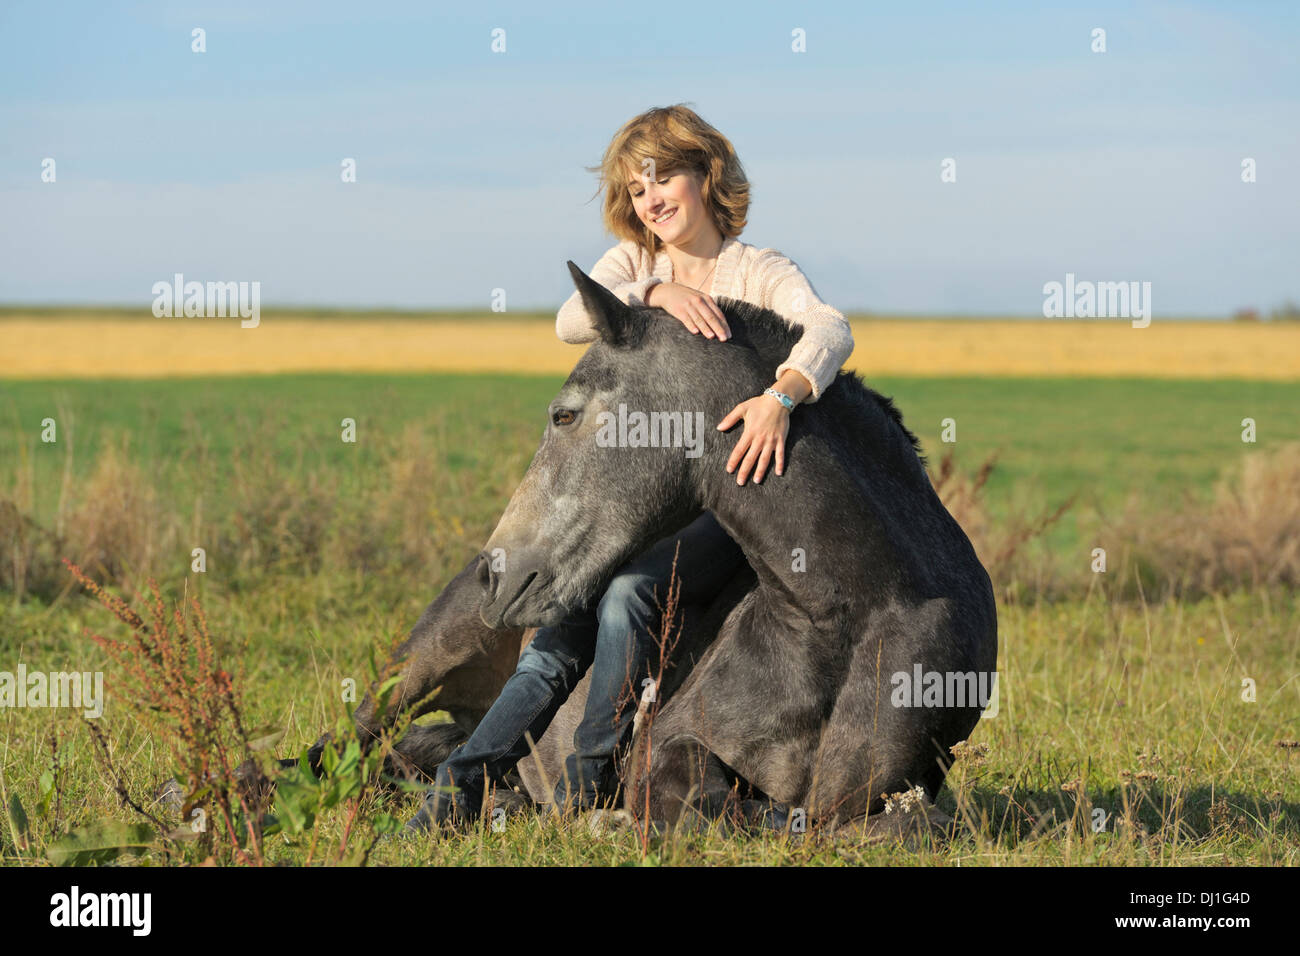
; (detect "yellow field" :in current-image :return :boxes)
[2,312,1298,380]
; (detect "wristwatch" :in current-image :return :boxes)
[764,388,796,411]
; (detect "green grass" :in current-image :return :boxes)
[3,584,1295,866]
[0,372,1297,865]
[3,372,1298,563]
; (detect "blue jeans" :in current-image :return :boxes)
[414,511,745,825]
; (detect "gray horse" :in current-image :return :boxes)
[303,262,997,830]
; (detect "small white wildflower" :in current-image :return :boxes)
[883,785,926,815]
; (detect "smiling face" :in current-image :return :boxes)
[627,164,711,246]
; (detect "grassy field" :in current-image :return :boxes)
[3,372,1298,568]
[4,581,1296,865]
[1,318,1297,866]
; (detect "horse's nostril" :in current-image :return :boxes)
[476,553,493,593]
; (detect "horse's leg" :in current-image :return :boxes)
[622,731,742,830]
[373,723,469,782]
[624,599,972,835]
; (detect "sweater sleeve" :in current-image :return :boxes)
[756,248,855,403]
[556,240,664,344]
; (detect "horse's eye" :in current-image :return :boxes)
[552,408,576,427]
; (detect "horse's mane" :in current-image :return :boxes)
[706,297,928,469]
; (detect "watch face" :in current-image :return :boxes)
[767,389,793,409]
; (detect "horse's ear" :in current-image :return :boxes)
[566,261,636,347]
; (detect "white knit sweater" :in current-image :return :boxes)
[556,236,854,402]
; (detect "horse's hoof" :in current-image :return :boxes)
[399,809,431,837]
[401,801,449,838]
[401,784,479,838]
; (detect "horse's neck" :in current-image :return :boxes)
[702,445,893,632]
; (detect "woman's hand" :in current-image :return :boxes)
[717,393,789,485]
[646,282,731,340]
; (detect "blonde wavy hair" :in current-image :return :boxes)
[586,104,750,268]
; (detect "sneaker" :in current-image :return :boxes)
[403,784,476,836]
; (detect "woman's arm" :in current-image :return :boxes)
[556,241,664,343]
[757,249,855,403]
[716,250,853,485]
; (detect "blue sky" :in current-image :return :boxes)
[1,0,1296,314]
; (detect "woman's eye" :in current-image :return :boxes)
[552,409,576,427]
[631,176,671,198]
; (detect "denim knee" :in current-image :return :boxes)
[515,635,581,688]
[596,573,658,633]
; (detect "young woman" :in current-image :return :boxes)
[409,104,854,831]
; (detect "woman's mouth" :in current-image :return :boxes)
[652,208,677,225]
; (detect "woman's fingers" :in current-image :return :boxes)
[734,439,763,485]
[697,298,729,340]
[662,285,730,340]
[687,296,727,340]
[725,418,751,472]
[692,295,729,339]
[726,433,748,474]
[717,401,746,433]
[720,400,788,484]
[677,291,728,340]
[690,301,717,338]
[706,298,731,338]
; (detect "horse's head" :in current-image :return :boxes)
[476,262,770,628]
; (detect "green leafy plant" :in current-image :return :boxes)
[264,672,445,865]
[47,822,155,867]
